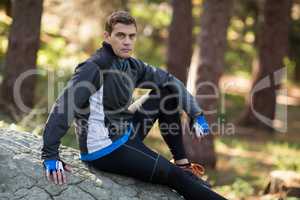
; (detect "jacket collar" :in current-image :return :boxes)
[102,41,117,57]
[102,41,130,61]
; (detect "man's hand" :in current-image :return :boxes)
[43,159,72,185]
[191,113,210,139]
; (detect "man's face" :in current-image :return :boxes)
[104,23,137,58]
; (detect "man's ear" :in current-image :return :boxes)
[103,31,110,42]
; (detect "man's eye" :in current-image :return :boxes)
[117,34,125,38]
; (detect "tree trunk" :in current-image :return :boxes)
[184,0,233,168]
[0,0,43,119]
[167,0,193,84]
[238,0,292,131]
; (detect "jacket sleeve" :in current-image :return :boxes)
[41,61,101,160]
[133,59,202,118]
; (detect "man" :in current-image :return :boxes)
[42,11,227,200]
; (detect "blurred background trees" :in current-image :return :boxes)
[0,0,43,119]
[238,0,292,131]
[184,0,233,168]
[167,0,193,83]
[0,0,300,199]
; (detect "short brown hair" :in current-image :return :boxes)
[105,11,137,34]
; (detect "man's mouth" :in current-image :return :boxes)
[121,49,131,53]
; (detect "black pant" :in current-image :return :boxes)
[85,88,227,200]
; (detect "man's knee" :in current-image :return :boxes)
[150,156,173,185]
[151,87,179,111]
[149,86,175,98]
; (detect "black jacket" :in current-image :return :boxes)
[41,42,202,161]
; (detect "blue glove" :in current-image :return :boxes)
[192,114,210,138]
[43,159,71,185]
[43,159,65,174]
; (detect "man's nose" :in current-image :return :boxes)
[123,36,131,46]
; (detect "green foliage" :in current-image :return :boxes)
[130,1,171,67]
[0,0,9,12]
[38,37,67,69]
[216,178,254,199]
[225,15,257,75]
[284,57,297,84]
[224,0,259,76]
[143,0,167,4]
[274,154,300,172]
[265,141,300,172]
[219,93,245,122]
[0,19,9,72]
[134,35,166,67]
[61,127,78,149]
[289,17,300,83]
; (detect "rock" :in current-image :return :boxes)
[264,170,300,198]
[0,128,182,200]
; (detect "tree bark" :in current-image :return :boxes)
[167,0,193,84]
[238,0,292,131]
[0,0,43,119]
[184,0,233,168]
